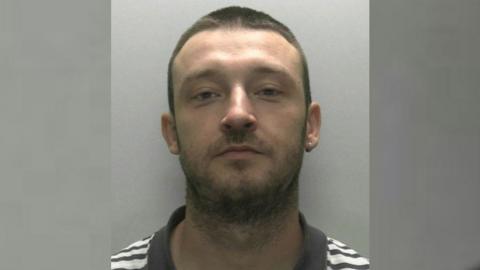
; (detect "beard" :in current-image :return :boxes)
[178,124,306,227]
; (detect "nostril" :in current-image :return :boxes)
[220,108,257,132]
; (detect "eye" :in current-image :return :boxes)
[256,87,281,97]
[192,90,221,101]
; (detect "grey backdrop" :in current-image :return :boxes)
[371,0,480,269]
[1,0,110,269]
[112,0,369,256]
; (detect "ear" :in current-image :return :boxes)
[304,102,321,152]
[161,113,180,155]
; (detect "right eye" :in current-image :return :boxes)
[192,91,221,101]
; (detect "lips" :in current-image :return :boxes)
[217,145,261,157]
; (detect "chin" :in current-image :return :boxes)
[210,172,277,196]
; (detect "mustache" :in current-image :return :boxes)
[207,130,271,156]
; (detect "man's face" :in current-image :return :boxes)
[162,29,320,220]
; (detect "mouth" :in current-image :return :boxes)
[217,145,261,159]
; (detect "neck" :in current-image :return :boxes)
[170,202,303,270]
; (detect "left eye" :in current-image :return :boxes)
[257,88,280,97]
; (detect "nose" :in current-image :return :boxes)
[220,86,257,133]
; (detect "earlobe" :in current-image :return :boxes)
[161,113,180,155]
[305,102,321,152]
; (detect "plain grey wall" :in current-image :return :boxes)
[112,0,369,256]
[371,0,480,269]
[1,0,110,269]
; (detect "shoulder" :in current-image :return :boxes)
[111,234,154,270]
[326,237,370,270]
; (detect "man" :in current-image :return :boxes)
[112,6,369,270]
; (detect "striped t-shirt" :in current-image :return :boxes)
[112,206,369,270]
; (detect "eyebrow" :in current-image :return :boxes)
[249,65,292,78]
[180,65,294,86]
[181,69,221,86]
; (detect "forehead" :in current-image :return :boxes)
[173,28,302,84]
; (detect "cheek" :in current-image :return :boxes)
[258,105,305,134]
[176,118,217,153]
[259,115,305,160]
